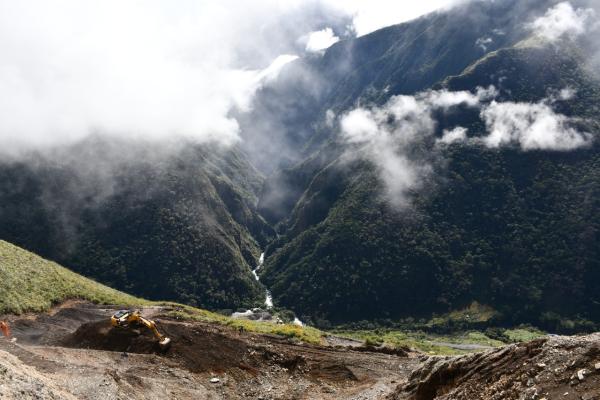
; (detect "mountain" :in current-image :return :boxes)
[0,0,598,331]
[0,239,143,314]
[0,139,274,310]
[251,0,568,222]
[256,0,600,330]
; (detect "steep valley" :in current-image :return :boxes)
[0,0,599,333]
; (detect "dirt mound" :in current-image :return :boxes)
[0,349,78,399]
[61,316,407,384]
[62,320,161,354]
[62,320,258,373]
[391,334,600,400]
[6,304,112,346]
[2,303,421,399]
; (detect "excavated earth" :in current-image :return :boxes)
[0,302,419,399]
[391,334,600,400]
[2,302,600,399]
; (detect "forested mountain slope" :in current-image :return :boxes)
[0,139,273,309]
[1,0,598,329]
[258,0,600,329]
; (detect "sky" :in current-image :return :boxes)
[0,0,462,155]
[326,0,464,35]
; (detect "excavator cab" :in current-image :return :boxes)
[111,310,133,327]
[110,310,171,349]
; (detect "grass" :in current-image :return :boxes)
[0,240,325,344]
[503,328,545,343]
[331,329,498,355]
[0,240,147,314]
[426,301,499,329]
[330,328,547,355]
[0,239,544,350]
[163,304,324,345]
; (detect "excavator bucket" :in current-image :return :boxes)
[159,336,172,348]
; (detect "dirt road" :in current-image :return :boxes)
[0,302,419,399]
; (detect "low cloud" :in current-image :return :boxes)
[530,1,596,42]
[340,88,488,207]
[305,28,340,52]
[480,100,592,151]
[438,127,468,145]
[0,1,316,157]
[340,86,593,207]
[0,0,468,159]
[475,37,493,52]
[328,0,466,36]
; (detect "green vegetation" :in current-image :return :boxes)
[0,239,324,344]
[164,304,324,345]
[0,143,273,310]
[332,327,545,355]
[0,1,598,334]
[426,302,500,330]
[502,328,546,343]
[332,329,499,355]
[262,39,600,332]
[0,238,547,351]
[0,240,146,314]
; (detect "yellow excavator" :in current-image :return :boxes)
[110,310,171,348]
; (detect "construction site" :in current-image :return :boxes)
[2,302,600,399]
[0,301,420,399]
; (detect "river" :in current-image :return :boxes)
[232,252,303,326]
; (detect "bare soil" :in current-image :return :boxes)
[0,302,419,399]
[391,334,600,400]
[4,302,600,399]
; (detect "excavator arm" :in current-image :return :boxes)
[136,315,171,347]
[110,310,171,348]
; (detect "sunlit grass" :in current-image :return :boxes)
[0,240,147,314]
[503,328,545,343]
[0,239,545,350]
[331,326,548,355]
[427,301,499,328]
[0,240,324,344]
[163,304,324,345]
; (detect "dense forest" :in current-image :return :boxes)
[0,141,273,309]
[0,0,598,331]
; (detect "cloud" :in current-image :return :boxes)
[0,0,467,158]
[0,0,304,155]
[340,86,592,207]
[340,105,430,208]
[326,0,466,36]
[476,37,493,52]
[530,1,596,42]
[256,55,300,84]
[340,87,489,207]
[480,100,592,151]
[438,127,468,145]
[305,28,340,52]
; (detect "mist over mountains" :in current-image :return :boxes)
[1,0,599,331]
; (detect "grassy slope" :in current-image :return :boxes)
[0,240,147,314]
[0,239,323,344]
[0,239,543,351]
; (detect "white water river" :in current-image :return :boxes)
[252,252,273,308]
[242,252,303,325]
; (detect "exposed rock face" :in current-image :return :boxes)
[0,349,77,399]
[391,334,600,400]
